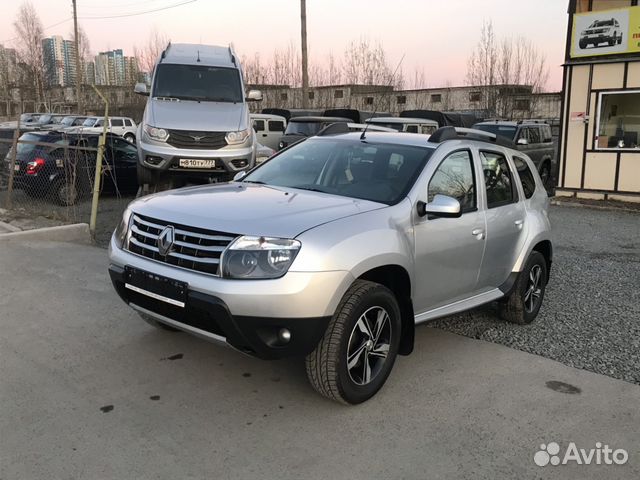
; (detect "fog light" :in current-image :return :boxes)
[278,328,291,344]
[231,159,248,169]
[145,155,162,165]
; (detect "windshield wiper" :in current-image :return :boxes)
[291,186,326,193]
[243,180,266,184]
[154,96,180,102]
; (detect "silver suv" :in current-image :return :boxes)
[108,127,552,404]
[134,43,262,187]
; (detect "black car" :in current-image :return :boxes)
[2,131,138,205]
[277,116,351,150]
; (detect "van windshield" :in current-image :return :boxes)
[153,64,243,103]
[284,121,326,137]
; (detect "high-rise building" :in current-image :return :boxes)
[124,56,139,85]
[42,35,77,86]
[94,49,135,86]
[84,60,96,85]
[0,45,18,91]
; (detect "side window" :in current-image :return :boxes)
[528,126,541,144]
[124,119,133,127]
[542,125,552,142]
[517,127,527,143]
[421,124,436,135]
[111,118,124,127]
[513,156,536,199]
[406,125,418,133]
[95,119,104,127]
[428,150,476,213]
[253,120,265,132]
[269,120,285,132]
[480,151,517,208]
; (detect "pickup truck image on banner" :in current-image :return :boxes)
[571,6,640,57]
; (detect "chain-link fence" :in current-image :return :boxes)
[0,130,135,246]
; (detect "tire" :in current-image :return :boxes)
[499,251,548,325]
[51,178,79,206]
[305,280,401,405]
[138,312,180,332]
[618,33,623,45]
[579,39,587,49]
[124,133,135,143]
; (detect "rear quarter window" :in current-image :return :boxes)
[513,156,537,199]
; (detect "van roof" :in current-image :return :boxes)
[161,43,236,68]
[366,117,439,125]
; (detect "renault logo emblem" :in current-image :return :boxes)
[157,226,175,257]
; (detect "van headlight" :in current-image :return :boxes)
[113,208,132,249]
[225,128,251,145]
[143,124,168,142]
[221,236,301,279]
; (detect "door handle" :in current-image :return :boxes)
[472,228,485,240]
[514,219,524,229]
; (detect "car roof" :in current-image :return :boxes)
[367,117,438,125]
[289,116,352,122]
[161,43,236,68]
[313,131,437,149]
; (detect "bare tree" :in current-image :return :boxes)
[466,20,498,115]
[134,29,170,78]
[342,37,394,86]
[12,1,45,104]
[69,25,90,84]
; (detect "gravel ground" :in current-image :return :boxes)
[431,205,640,385]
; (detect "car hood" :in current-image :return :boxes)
[130,183,385,238]
[145,98,248,132]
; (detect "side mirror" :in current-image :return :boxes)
[246,90,263,102]
[517,137,528,146]
[417,194,461,218]
[134,83,149,96]
[233,171,247,181]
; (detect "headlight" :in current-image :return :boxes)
[113,208,132,249]
[225,128,251,145]
[143,124,168,142]
[221,236,301,279]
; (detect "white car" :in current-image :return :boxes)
[250,113,287,150]
[67,116,138,142]
[365,117,439,135]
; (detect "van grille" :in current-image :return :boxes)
[126,213,237,275]
[167,129,227,149]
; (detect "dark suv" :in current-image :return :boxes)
[472,121,555,189]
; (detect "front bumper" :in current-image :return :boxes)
[108,238,353,359]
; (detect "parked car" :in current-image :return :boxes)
[579,18,622,49]
[66,116,137,142]
[400,110,479,128]
[472,120,556,188]
[2,131,138,205]
[255,142,275,164]
[58,115,89,129]
[277,116,351,150]
[250,113,287,150]
[365,117,439,134]
[108,126,552,404]
[134,43,262,188]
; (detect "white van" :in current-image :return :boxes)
[250,113,287,150]
[365,117,439,135]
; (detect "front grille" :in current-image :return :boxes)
[127,213,237,275]
[167,129,227,149]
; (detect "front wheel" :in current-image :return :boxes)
[124,133,135,143]
[305,280,401,404]
[499,251,548,325]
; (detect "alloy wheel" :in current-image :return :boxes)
[524,264,543,313]
[346,306,392,386]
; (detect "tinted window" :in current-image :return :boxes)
[406,125,418,133]
[253,120,265,131]
[111,119,124,127]
[153,64,243,103]
[284,121,324,136]
[243,138,433,205]
[269,120,285,132]
[480,151,516,208]
[527,127,541,144]
[513,156,536,199]
[473,124,517,140]
[429,150,476,212]
[83,118,97,126]
[541,125,552,142]
[124,119,133,127]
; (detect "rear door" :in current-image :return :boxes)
[265,119,286,149]
[110,118,125,137]
[476,149,527,289]
[108,136,139,191]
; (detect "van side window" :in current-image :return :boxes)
[428,150,476,213]
[111,118,124,127]
[253,120,265,132]
[124,119,133,127]
[406,125,418,133]
[513,156,536,199]
[269,121,285,132]
[480,151,517,208]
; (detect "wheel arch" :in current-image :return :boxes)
[532,239,553,280]
[358,264,414,356]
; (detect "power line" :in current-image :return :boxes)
[77,0,163,9]
[0,17,72,45]
[79,0,197,19]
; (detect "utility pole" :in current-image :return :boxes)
[72,0,82,113]
[300,0,309,109]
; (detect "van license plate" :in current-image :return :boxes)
[179,159,215,169]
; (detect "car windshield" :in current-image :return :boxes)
[61,116,76,126]
[38,114,53,124]
[82,117,98,127]
[473,124,517,140]
[592,20,613,27]
[367,122,404,132]
[284,121,326,137]
[153,64,243,103]
[242,138,433,205]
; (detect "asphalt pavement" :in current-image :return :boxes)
[1,238,639,479]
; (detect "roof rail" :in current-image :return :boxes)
[317,122,351,136]
[428,126,516,149]
[160,41,171,61]
[228,45,236,66]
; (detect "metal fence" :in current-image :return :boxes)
[0,133,134,246]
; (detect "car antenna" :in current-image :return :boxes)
[360,53,405,141]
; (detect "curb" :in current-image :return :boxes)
[551,200,640,214]
[0,220,21,233]
[0,223,92,244]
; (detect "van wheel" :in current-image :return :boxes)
[305,280,401,404]
[499,251,548,325]
[138,312,180,332]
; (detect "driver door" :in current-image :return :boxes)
[413,149,486,313]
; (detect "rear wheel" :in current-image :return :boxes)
[579,38,587,49]
[51,178,79,206]
[305,280,401,404]
[499,251,548,325]
[124,133,135,143]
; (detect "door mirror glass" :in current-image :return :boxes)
[419,194,461,218]
[134,83,149,96]
[517,137,528,145]
[246,90,263,102]
[233,171,247,181]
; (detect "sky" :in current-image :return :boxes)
[0,0,568,91]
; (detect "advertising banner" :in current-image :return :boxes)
[571,6,640,58]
